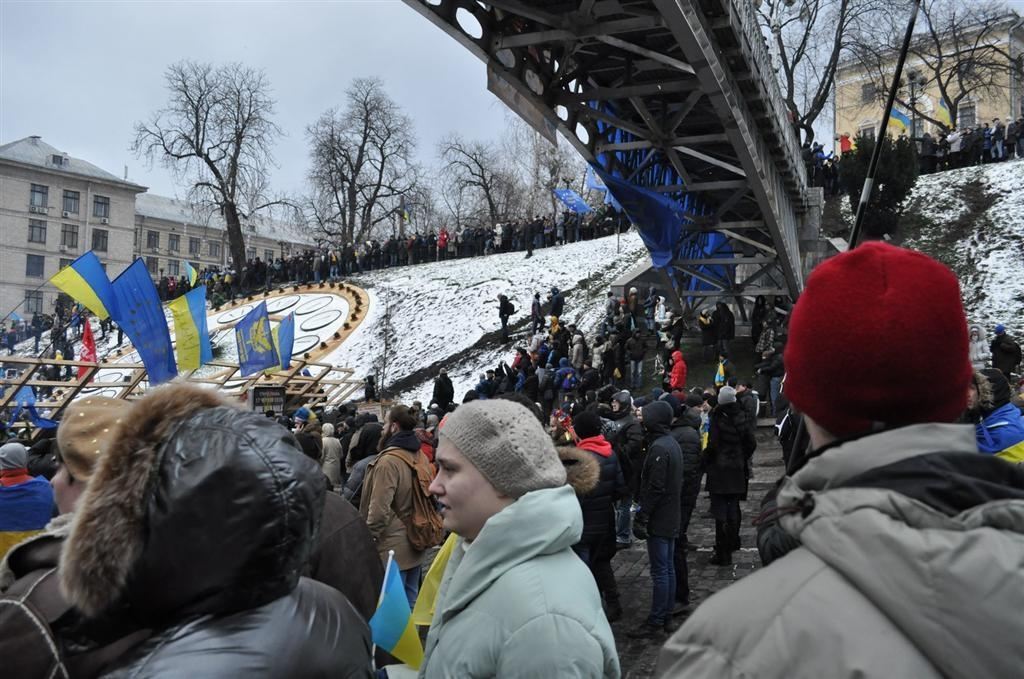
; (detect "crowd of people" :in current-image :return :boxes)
[1,240,1023,677]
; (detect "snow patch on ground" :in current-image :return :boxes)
[323,232,649,404]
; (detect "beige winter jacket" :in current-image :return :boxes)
[359,444,427,571]
[657,423,1024,679]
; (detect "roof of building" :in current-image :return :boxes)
[135,192,313,246]
[0,136,146,189]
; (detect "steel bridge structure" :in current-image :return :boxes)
[404,0,821,316]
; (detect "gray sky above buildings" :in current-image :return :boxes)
[0,0,512,199]
[3,0,1023,200]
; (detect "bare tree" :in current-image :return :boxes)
[133,61,284,276]
[501,116,586,217]
[438,134,517,227]
[306,78,418,244]
[757,0,884,144]
[850,0,1023,131]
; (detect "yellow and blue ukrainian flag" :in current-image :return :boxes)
[371,552,424,669]
[49,251,116,320]
[168,285,213,371]
[184,261,199,287]
[888,108,911,133]
[937,98,953,128]
[235,301,279,376]
[411,533,456,627]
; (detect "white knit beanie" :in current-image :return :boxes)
[718,386,737,405]
[440,399,566,498]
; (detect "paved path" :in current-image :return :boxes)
[612,428,783,677]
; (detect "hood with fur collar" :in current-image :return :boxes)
[60,382,325,623]
[557,446,600,497]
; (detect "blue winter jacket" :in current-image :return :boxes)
[977,402,1024,463]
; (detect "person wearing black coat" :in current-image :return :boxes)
[56,382,374,678]
[432,369,455,410]
[498,294,516,341]
[705,386,757,566]
[549,287,565,319]
[712,303,736,356]
[668,396,702,607]
[991,328,1021,378]
[630,400,683,637]
[571,409,628,622]
[603,391,645,547]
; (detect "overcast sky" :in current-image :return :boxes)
[2,0,1022,200]
[0,0,512,198]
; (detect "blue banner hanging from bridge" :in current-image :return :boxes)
[592,165,686,268]
[551,188,593,214]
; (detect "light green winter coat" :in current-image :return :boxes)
[657,423,1024,679]
[419,484,620,678]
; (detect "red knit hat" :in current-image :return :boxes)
[784,242,971,437]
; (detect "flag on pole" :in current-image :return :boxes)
[49,251,116,320]
[411,532,457,627]
[77,318,97,381]
[110,259,177,385]
[184,261,199,287]
[168,285,213,371]
[5,386,57,430]
[551,188,593,214]
[235,302,279,376]
[937,98,953,128]
[888,108,911,132]
[276,313,295,371]
[370,552,424,669]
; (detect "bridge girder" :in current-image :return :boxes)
[403,0,812,307]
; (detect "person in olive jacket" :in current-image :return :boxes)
[705,387,757,566]
[57,382,374,678]
[631,400,683,638]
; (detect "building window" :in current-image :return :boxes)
[168,234,180,252]
[264,249,274,262]
[59,258,73,270]
[860,83,876,104]
[28,219,46,244]
[858,123,876,141]
[246,247,256,261]
[24,290,43,315]
[958,103,977,128]
[146,257,159,276]
[93,195,110,218]
[146,230,160,249]
[209,241,221,258]
[92,228,108,252]
[26,254,45,278]
[61,223,79,248]
[189,237,201,255]
[63,190,80,214]
[30,184,48,208]
[167,259,180,276]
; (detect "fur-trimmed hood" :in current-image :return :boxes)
[60,382,325,623]
[557,446,600,497]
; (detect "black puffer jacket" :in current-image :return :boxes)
[603,410,645,495]
[670,407,702,479]
[637,401,683,538]
[705,401,756,496]
[576,436,627,545]
[58,383,374,678]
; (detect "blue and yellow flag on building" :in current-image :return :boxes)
[49,251,116,320]
[184,261,199,287]
[371,553,424,669]
[888,108,912,133]
[168,285,213,371]
[110,259,177,384]
[235,302,279,376]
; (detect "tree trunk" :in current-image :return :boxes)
[224,202,247,278]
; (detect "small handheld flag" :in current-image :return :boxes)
[411,533,456,627]
[184,261,199,287]
[888,108,911,133]
[370,552,424,669]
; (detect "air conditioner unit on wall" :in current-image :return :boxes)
[101,217,109,224]
[62,211,70,218]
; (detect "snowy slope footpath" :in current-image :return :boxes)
[325,232,649,405]
[902,161,1024,338]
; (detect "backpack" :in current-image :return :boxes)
[561,370,578,391]
[380,449,445,551]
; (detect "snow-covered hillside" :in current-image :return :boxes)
[326,232,649,405]
[901,161,1024,338]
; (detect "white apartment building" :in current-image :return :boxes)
[0,136,143,321]
[1,136,313,323]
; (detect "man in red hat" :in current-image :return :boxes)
[657,242,1024,678]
